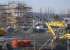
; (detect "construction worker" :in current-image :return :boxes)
[11,38,18,50]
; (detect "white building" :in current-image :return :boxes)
[0,3,32,30]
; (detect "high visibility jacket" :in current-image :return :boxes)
[11,40,18,48]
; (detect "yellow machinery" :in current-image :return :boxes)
[46,21,70,39]
[45,21,70,48]
[0,27,7,36]
[48,21,65,28]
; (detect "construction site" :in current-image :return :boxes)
[0,0,69,50]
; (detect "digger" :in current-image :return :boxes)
[44,21,70,50]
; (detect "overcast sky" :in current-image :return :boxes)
[0,0,70,14]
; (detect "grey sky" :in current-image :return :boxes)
[0,0,70,13]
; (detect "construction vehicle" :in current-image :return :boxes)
[7,27,15,33]
[45,21,70,49]
[33,25,47,33]
[0,27,7,36]
[33,23,47,33]
[47,21,70,39]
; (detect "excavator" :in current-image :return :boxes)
[45,21,70,49]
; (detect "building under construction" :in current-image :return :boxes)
[0,2,32,30]
[0,1,70,50]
